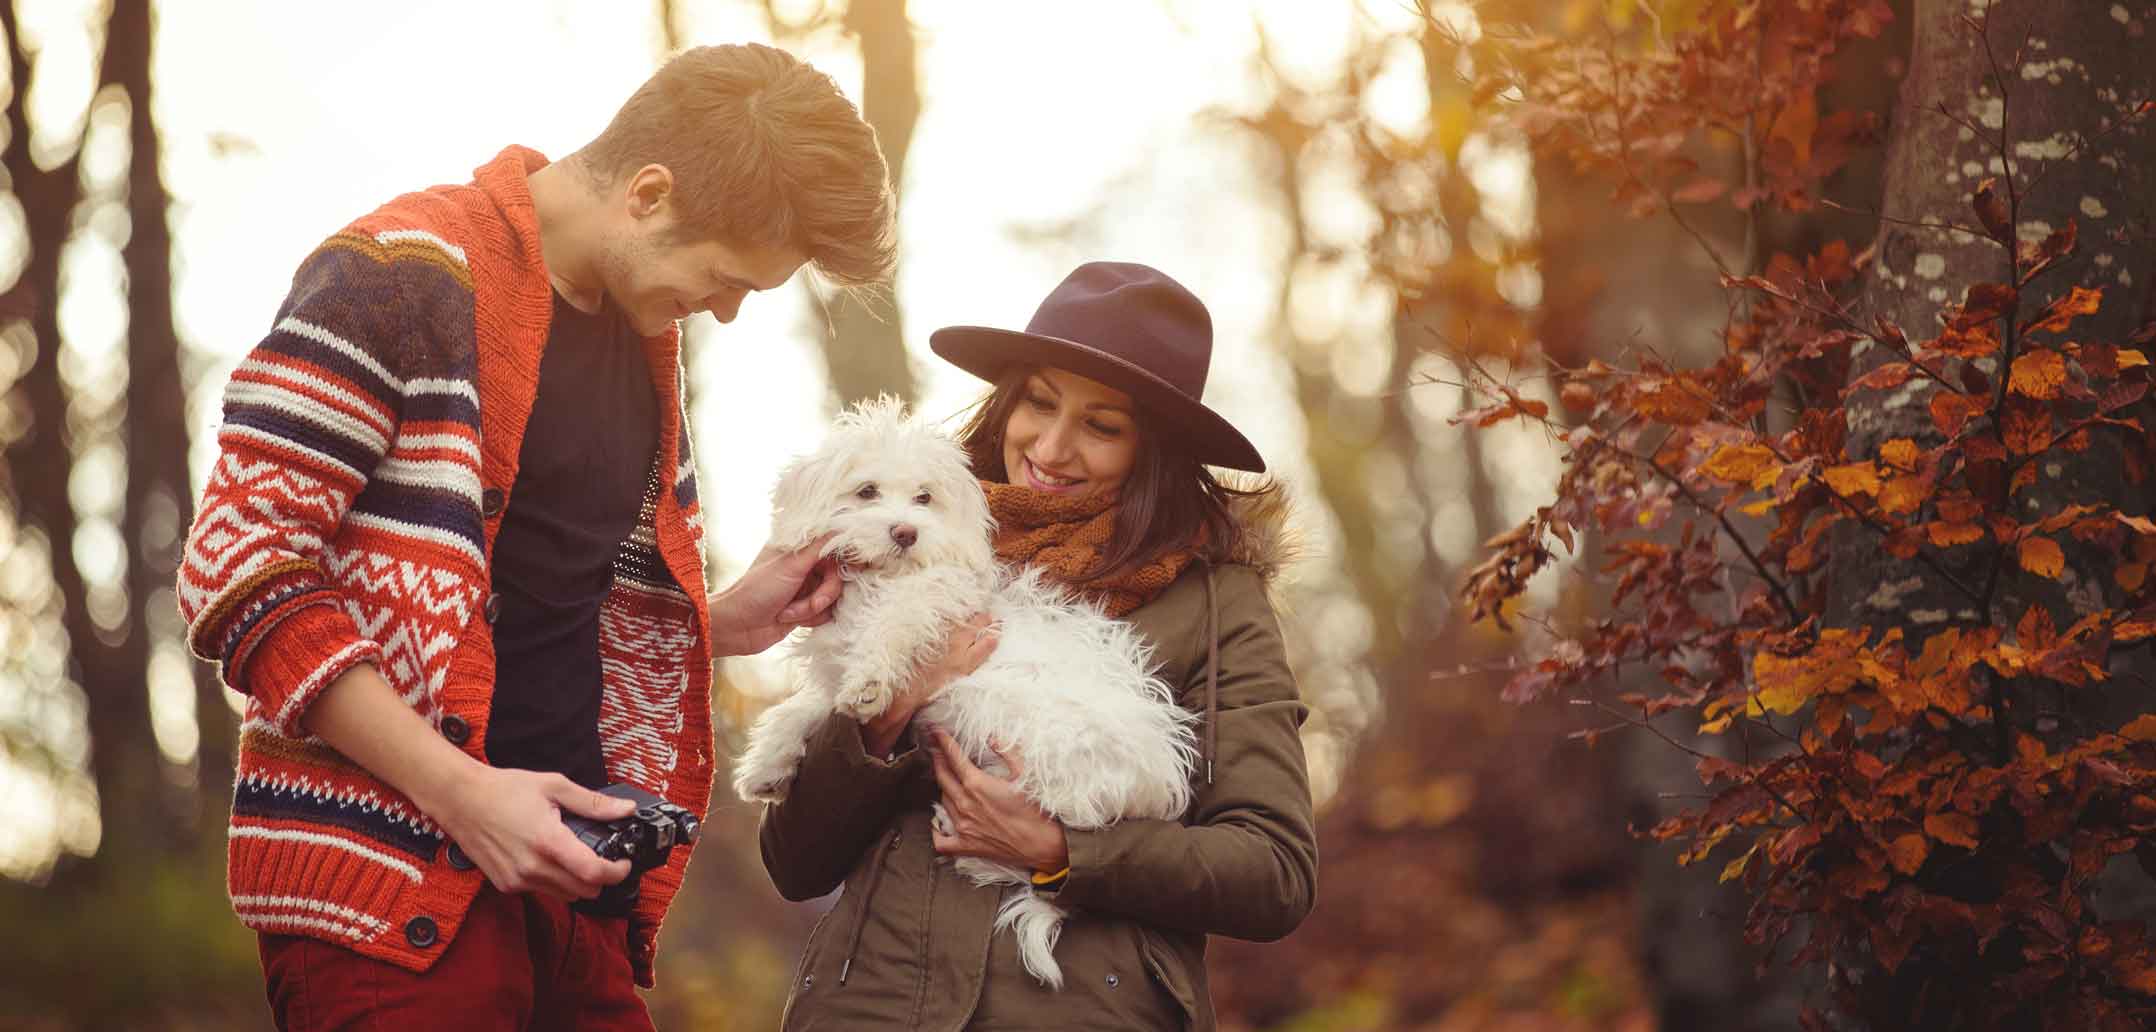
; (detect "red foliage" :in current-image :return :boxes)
[1454,3,2156,1028]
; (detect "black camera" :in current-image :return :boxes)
[561,783,701,916]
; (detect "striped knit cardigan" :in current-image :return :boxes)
[177,146,714,986]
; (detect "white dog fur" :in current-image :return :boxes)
[732,396,1198,989]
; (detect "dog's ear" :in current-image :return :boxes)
[927,431,998,570]
[769,444,849,553]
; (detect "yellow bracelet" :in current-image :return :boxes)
[1029,865,1071,886]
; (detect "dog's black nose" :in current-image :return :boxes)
[891,524,918,549]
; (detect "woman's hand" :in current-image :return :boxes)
[925,728,1070,873]
[861,613,998,756]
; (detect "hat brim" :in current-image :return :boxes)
[930,326,1267,473]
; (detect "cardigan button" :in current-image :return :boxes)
[484,593,502,624]
[405,916,439,949]
[446,843,474,871]
[1105,973,1120,988]
[801,973,814,989]
[439,714,471,747]
[481,488,506,518]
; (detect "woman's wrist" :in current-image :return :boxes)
[1030,823,1071,874]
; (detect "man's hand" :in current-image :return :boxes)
[709,536,843,657]
[300,665,635,900]
[432,766,635,900]
[925,728,1069,873]
[861,613,998,756]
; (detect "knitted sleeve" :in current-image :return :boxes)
[176,233,462,735]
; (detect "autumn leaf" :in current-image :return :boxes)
[1720,841,1759,884]
[1702,443,1779,486]
[2119,563,2148,591]
[1930,391,1987,438]
[1636,381,1712,425]
[2121,714,2156,742]
[1822,462,1882,497]
[1888,833,1930,875]
[1880,438,1921,470]
[1925,812,1981,848]
[2009,350,2067,400]
[1673,177,1728,204]
[1973,177,2011,243]
[2019,219,2078,283]
[1928,521,1985,547]
[1956,282,2019,330]
[1845,361,1915,396]
[2121,349,2149,370]
[2002,405,2053,456]
[1879,473,1935,516]
[2022,285,2103,337]
[2019,536,2066,579]
[1560,381,1596,413]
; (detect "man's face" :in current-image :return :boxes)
[597,165,808,336]
[602,224,805,337]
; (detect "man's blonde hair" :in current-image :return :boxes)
[578,43,897,286]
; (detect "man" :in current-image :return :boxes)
[176,43,893,1029]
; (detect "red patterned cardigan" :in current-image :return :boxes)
[177,146,714,986]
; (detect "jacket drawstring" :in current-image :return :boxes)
[838,827,900,986]
[1203,563,1219,786]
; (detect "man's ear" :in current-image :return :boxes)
[624,163,674,220]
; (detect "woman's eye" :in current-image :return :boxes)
[1025,393,1054,412]
[914,491,933,505]
[856,483,879,500]
[1088,421,1124,438]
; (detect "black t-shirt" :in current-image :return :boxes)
[484,292,659,788]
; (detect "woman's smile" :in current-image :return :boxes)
[1000,368,1139,500]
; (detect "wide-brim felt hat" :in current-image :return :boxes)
[929,261,1266,472]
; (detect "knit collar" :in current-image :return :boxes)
[983,480,1200,617]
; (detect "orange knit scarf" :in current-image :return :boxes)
[984,481,1200,617]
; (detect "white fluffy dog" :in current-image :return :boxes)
[732,397,1198,989]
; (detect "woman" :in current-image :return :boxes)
[758,262,1316,1030]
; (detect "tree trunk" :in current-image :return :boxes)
[1824,0,2156,1021]
[5,0,182,883]
[1831,0,2155,708]
[816,0,919,408]
[112,0,222,819]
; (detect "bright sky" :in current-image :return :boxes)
[2,0,1557,875]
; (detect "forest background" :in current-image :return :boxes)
[2,0,2151,1028]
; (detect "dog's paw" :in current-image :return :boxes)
[735,772,794,804]
[732,750,804,804]
[931,801,956,840]
[837,677,893,721]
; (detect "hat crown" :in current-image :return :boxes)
[1022,262,1212,401]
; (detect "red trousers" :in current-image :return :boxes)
[258,887,653,1032]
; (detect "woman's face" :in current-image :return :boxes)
[1001,367,1141,500]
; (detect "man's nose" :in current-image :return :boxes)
[890,524,917,549]
[706,291,744,324]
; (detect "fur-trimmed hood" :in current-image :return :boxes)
[1219,478,1302,584]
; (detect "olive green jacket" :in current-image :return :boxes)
[758,560,1318,1031]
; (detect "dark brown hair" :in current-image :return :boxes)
[574,43,897,286]
[954,367,1277,581]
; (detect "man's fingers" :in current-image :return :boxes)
[777,558,843,624]
[551,779,636,820]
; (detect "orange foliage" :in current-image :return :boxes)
[1451,1,2156,1028]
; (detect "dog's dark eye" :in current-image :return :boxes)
[856,483,879,501]
[914,491,932,505]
